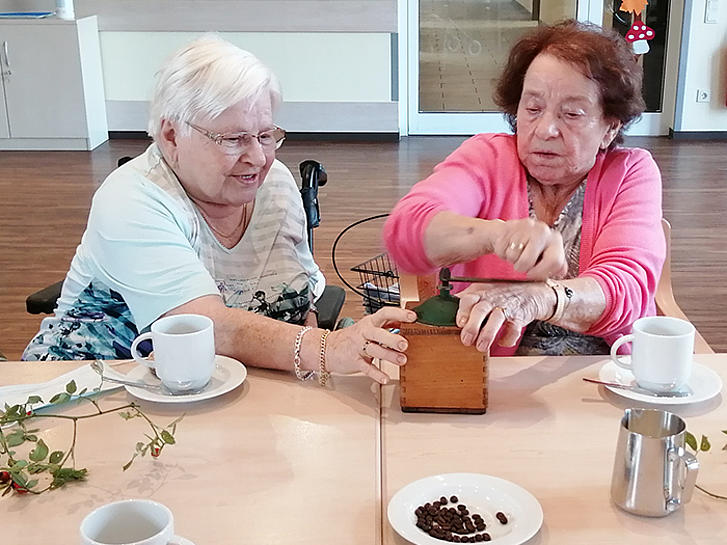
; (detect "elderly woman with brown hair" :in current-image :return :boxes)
[384,20,665,357]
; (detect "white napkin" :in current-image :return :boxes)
[0,363,122,411]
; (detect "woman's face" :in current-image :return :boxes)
[515,53,620,188]
[163,94,276,209]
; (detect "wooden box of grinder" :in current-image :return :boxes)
[398,275,488,414]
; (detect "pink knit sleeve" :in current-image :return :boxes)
[581,149,665,343]
[383,135,506,274]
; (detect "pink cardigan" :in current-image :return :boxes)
[383,133,665,353]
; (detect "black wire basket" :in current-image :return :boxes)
[332,214,401,314]
[350,253,401,313]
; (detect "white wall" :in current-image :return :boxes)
[677,0,727,132]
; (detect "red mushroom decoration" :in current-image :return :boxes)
[625,15,655,55]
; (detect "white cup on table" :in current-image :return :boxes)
[610,316,695,392]
[80,499,185,545]
[130,314,215,394]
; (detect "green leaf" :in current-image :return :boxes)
[6,431,25,448]
[160,431,175,445]
[49,392,71,405]
[26,479,38,489]
[49,450,64,464]
[700,435,711,452]
[122,454,137,472]
[685,432,698,451]
[29,439,49,462]
[65,380,77,394]
[25,395,42,405]
[10,460,28,470]
[25,434,37,442]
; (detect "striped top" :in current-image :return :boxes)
[23,144,324,361]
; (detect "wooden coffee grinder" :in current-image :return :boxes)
[398,268,489,414]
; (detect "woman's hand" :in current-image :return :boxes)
[491,218,567,279]
[456,282,554,353]
[325,307,418,384]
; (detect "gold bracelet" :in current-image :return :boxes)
[293,326,315,381]
[318,329,331,386]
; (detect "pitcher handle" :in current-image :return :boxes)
[666,446,699,512]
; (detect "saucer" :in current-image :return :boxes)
[388,473,543,545]
[598,359,722,405]
[124,355,246,403]
[174,537,195,545]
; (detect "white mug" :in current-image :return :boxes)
[80,499,185,545]
[130,314,215,394]
[610,316,695,392]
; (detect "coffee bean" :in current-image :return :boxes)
[450,495,459,503]
[483,533,491,542]
[440,496,448,505]
[496,512,508,524]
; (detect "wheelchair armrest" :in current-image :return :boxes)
[26,280,64,314]
[316,285,346,330]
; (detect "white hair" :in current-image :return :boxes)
[147,34,282,140]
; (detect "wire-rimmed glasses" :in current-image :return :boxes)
[187,122,286,155]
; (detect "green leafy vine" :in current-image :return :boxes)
[0,379,181,496]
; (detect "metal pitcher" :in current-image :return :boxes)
[610,408,699,517]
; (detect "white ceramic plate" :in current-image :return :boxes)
[124,355,246,403]
[598,359,723,405]
[388,473,543,545]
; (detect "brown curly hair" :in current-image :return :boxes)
[494,19,644,147]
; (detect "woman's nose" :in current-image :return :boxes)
[534,112,560,139]
[240,138,267,166]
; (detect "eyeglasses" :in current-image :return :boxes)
[187,122,286,155]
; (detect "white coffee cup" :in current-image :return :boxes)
[130,314,215,394]
[610,316,695,392]
[80,499,185,545]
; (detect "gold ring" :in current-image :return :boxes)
[493,306,510,321]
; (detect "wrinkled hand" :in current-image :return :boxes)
[325,307,418,384]
[492,218,567,279]
[456,283,548,353]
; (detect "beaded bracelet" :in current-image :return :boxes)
[318,329,331,386]
[293,326,315,381]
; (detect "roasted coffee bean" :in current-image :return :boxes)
[453,537,461,543]
[450,495,459,503]
[440,496,448,505]
[496,512,508,524]
[475,534,483,542]
[457,504,467,511]
[482,533,491,542]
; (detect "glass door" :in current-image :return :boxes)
[406,0,682,135]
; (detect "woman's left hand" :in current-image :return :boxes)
[456,282,553,353]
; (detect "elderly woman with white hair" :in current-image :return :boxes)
[23,35,414,384]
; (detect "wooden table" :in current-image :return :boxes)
[3,355,727,544]
[1,361,382,545]
[381,354,727,545]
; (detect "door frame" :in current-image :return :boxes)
[399,0,683,137]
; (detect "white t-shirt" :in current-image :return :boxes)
[23,144,324,360]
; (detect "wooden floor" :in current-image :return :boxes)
[2,135,727,360]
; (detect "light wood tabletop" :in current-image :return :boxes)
[1,361,382,545]
[3,355,727,544]
[381,354,727,545]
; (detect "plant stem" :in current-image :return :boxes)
[696,483,727,500]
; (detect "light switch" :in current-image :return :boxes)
[705,0,719,24]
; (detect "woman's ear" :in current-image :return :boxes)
[158,119,180,166]
[600,120,622,150]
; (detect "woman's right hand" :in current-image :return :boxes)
[325,307,418,384]
[491,218,567,279]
